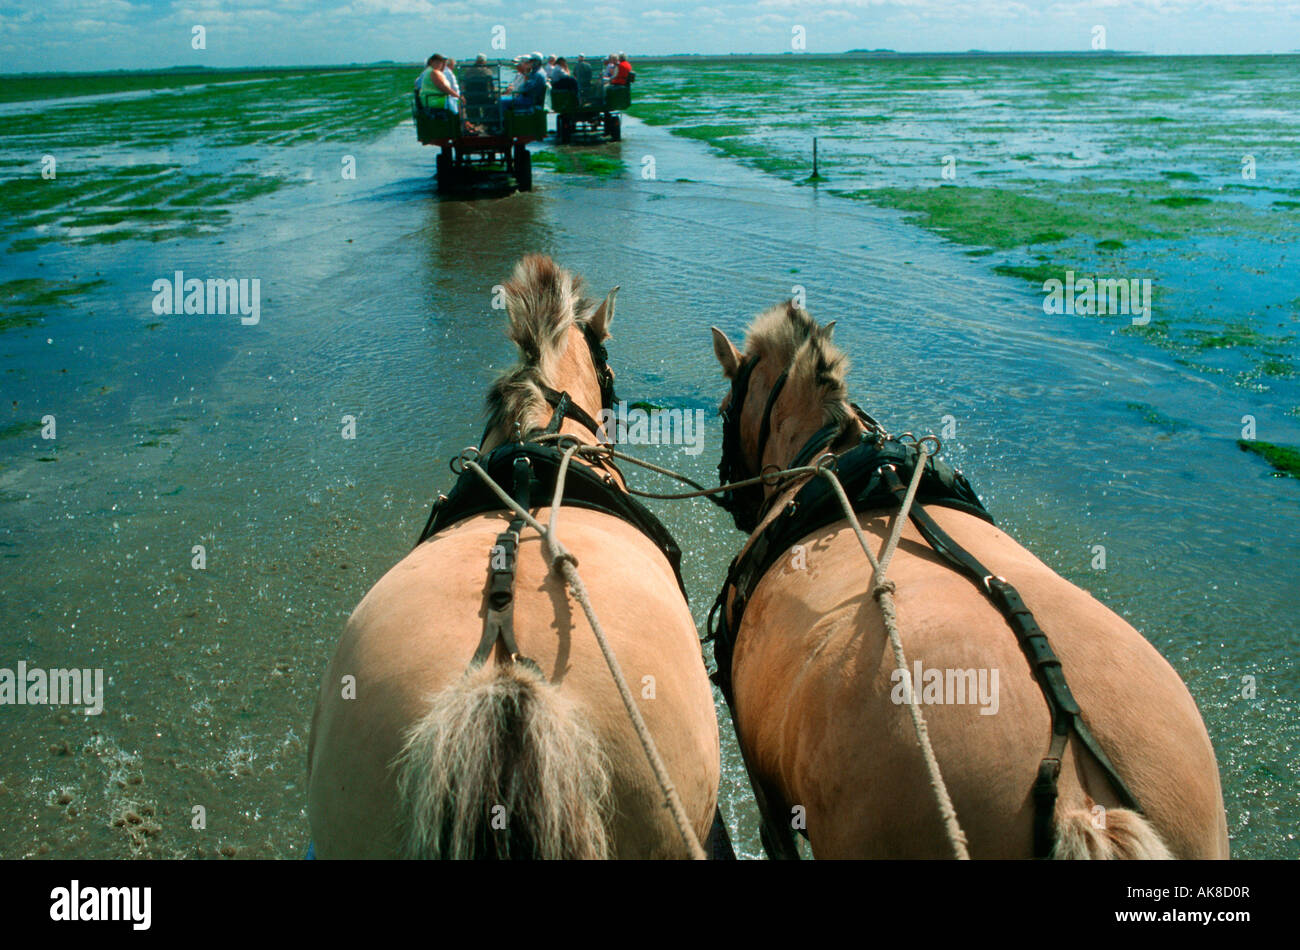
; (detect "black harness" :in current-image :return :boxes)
[413,322,693,671]
[707,355,1143,859]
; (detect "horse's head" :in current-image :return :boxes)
[710,301,859,533]
[483,254,619,451]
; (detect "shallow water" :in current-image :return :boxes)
[0,64,1296,859]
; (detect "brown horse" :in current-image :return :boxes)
[307,255,719,858]
[708,302,1229,859]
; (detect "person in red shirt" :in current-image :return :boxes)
[611,53,633,86]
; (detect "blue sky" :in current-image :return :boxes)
[2,0,1298,73]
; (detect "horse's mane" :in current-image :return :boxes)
[485,255,598,436]
[744,300,851,428]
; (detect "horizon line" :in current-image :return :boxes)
[6,48,1300,79]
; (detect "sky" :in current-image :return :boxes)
[1,0,1298,74]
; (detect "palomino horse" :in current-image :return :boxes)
[707,302,1230,859]
[307,255,719,858]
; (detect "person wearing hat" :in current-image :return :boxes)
[504,52,548,112]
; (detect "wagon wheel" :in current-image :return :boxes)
[609,114,622,142]
[515,143,532,192]
[560,115,573,144]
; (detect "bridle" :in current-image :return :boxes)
[712,355,775,534]
[530,320,617,443]
[480,319,617,450]
[713,353,881,534]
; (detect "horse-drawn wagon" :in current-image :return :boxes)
[413,62,546,192]
[551,64,630,143]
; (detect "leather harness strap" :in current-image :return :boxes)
[469,455,544,676]
[881,464,1145,858]
[539,386,607,441]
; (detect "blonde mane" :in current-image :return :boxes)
[484,255,600,436]
[743,300,851,429]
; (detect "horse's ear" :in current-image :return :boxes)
[588,286,619,339]
[821,320,836,338]
[711,326,742,379]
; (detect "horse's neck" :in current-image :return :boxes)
[756,402,863,507]
[762,402,861,475]
[481,403,623,488]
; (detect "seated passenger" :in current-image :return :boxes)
[610,53,633,86]
[574,55,600,105]
[574,55,593,88]
[418,53,460,114]
[414,54,435,94]
[460,57,497,134]
[503,53,547,113]
[552,58,578,94]
[444,58,460,98]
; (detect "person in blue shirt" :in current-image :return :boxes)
[504,52,548,112]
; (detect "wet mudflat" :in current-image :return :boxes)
[0,62,1295,859]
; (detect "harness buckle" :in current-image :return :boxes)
[982,573,1007,594]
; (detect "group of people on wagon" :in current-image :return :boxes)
[415,51,633,130]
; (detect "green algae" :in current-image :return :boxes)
[1237,439,1300,477]
[0,421,42,440]
[532,150,626,178]
[1152,195,1212,208]
[1187,325,1286,350]
[0,66,410,252]
[1,277,107,332]
[0,164,303,252]
[1124,401,1184,433]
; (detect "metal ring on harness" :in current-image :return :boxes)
[760,463,786,487]
[449,445,481,474]
[813,452,838,474]
[917,435,942,457]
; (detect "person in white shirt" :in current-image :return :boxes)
[444,58,460,97]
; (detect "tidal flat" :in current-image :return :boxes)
[1,58,1296,860]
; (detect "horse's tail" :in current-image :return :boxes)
[1052,802,1173,859]
[394,661,612,859]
